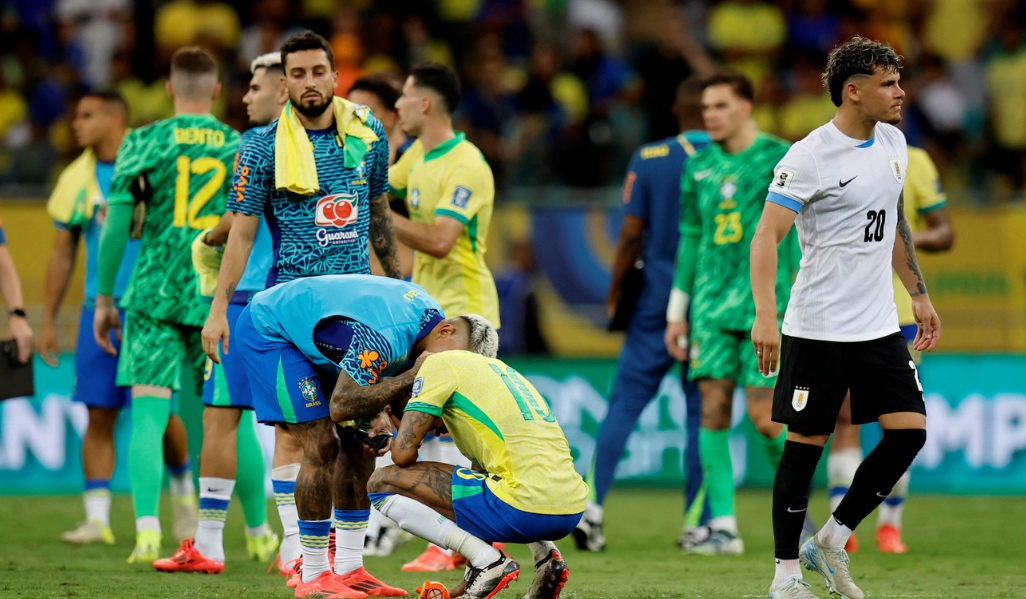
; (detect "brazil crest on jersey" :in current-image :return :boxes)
[108,114,240,326]
[229,116,389,286]
[681,133,797,330]
[249,275,443,379]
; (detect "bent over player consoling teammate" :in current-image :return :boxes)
[369,350,588,599]
[749,37,940,599]
[233,274,497,598]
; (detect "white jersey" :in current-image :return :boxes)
[766,121,908,342]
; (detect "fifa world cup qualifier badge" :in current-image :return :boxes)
[792,387,810,412]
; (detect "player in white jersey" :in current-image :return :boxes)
[748,37,940,599]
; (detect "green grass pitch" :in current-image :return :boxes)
[1,490,1024,598]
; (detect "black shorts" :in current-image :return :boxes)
[772,333,927,436]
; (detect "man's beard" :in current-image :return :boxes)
[292,91,332,117]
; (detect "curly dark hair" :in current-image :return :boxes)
[822,36,902,107]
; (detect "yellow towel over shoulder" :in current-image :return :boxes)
[47,148,101,227]
[274,96,380,196]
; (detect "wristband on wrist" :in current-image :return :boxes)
[666,290,690,323]
[9,308,27,319]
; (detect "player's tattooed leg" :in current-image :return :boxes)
[286,419,339,520]
[368,462,457,520]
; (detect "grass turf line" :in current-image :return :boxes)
[1,490,1024,598]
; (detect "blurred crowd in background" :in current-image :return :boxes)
[2,0,1026,201]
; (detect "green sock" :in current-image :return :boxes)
[762,428,787,466]
[699,428,735,520]
[683,481,708,529]
[235,412,268,530]
[130,396,171,520]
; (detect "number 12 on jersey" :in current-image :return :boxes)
[174,156,226,230]
[489,363,556,422]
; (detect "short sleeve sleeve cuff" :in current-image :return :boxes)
[767,191,803,214]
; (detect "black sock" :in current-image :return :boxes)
[834,428,927,530]
[773,440,823,560]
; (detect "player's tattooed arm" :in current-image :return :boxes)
[893,190,928,298]
[369,193,402,279]
[391,410,436,466]
[330,368,417,423]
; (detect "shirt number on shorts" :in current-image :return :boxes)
[174,156,226,230]
[864,209,887,242]
[909,360,923,392]
[488,363,555,423]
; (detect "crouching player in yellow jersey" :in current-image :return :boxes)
[368,351,588,599]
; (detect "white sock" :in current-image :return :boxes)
[195,477,234,562]
[246,524,269,537]
[827,448,862,513]
[170,467,195,497]
[333,527,366,575]
[816,516,853,549]
[709,515,738,535]
[429,542,455,556]
[773,558,803,587]
[136,516,161,533]
[300,519,332,583]
[84,488,112,527]
[529,541,557,564]
[878,470,909,529]
[368,455,394,540]
[272,464,301,565]
[378,495,499,568]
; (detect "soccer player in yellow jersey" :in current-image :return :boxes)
[368,350,588,599]
[827,145,954,554]
[388,61,503,572]
[389,63,500,329]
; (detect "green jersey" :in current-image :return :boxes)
[108,114,240,326]
[677,133,798,331]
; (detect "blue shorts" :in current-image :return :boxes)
[74,306,131,409]
[202,299,256,410]
[450,467,583,544]
[235,304,333,424]
[900,324,917,344]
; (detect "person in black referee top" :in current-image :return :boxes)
[748,37,940,599]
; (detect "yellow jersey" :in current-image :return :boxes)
[389,133,500,328]
[894,146,947,325]
[405,350,589,516]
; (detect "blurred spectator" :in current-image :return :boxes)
[238,0,301,73]
[984,20,1026,191]
[55,0,131,88]
[706,0,786,85]
[634,6,714,141]
[0,71,28,145]
[914,53,968,156]
[109,49,173,127]
[331,8,367,97]
[400,14,454,67]
[785,0,840,54]
[154,0,241,56]
[495,240,550,356]
[777,52,835,141]
[457,44,517,186]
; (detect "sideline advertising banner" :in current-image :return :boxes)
[2,355,1024,495]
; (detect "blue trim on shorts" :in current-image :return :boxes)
[202,301,255,409]
[235,304,331,424]
[74,306,131,409]
[450,467,583,543]
[900,324,917,344]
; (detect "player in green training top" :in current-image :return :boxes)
[94,46,240,565]
[664,72,798,555]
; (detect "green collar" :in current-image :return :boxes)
[423,131,466,162]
